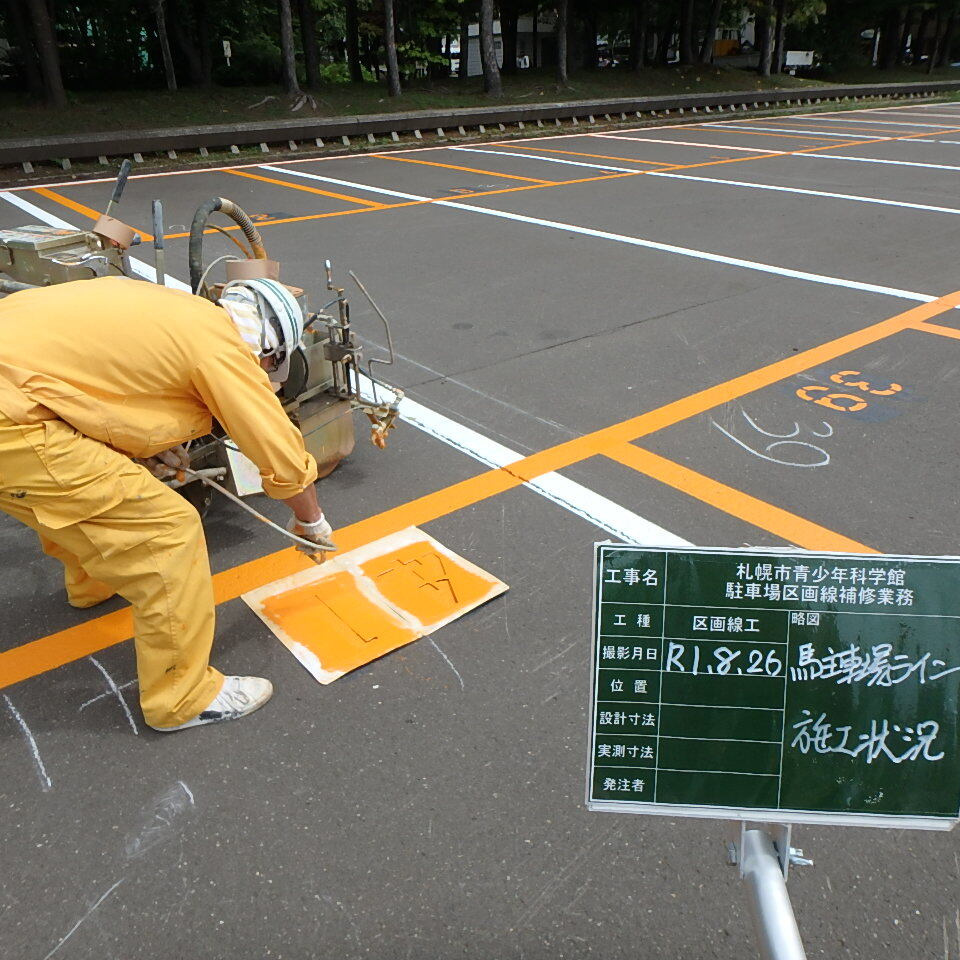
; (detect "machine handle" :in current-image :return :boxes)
[106,159,132,217]
[152,200,166,286]
[151,200,165,250]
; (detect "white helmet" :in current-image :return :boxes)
[220,278,304,383]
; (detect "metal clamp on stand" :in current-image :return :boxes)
[728,823,811,960]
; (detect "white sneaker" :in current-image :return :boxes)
[149,676,273,733]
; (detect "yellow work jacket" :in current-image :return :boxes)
[0,276,317,500]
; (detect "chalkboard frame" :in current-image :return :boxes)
[585,543,960,831]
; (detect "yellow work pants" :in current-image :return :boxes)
[0,415,222,727]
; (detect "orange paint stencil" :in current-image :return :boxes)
[242,527,508,684]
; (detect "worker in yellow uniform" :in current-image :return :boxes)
[0,275,333,733]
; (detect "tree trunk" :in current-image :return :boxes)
[899,6,916,63]
[657,11,676,65]
[501,2,519,75]
[555,0,568,84]
[195,0,212,84]
[771,0,788,72]
[698,0,722,63]
[278,0,301,94]
[877,5,901,70]
[678,0,695,65]
[383,0,402,96]
[295,0,320,87]
[532,4,539,68]
[914,8,933,64]
[928,12,945,72]
[937,12,957,67]
[26,0,66,107]
[757,1,774,77]
[479,0,502,95]
[582,8,597,69]
[458,11,471,81]
[631,0,648,70]
[344,0,362,81]
[152,0,178,91]
[5,0,44,98]
[168,0,205,85]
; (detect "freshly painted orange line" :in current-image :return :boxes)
[704,128,854,142]
[162,124,960,239]
[763,122,935,136]
[163,205,388,238]
[5,289,960,689]
[640,124,960,178]
[0,470,518,690]
[33,187,154,241]
[161,170,642,238]
[225,168,384,207]
[605,444,876,554]
[910,320,960,341]
[378,153,551,183]
[498,288,960,484]
[0,608,136,691]
[493,143,670,165]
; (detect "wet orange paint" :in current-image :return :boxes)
[247,529,507,683]
[360,541,496,631]
[260,568,417,676]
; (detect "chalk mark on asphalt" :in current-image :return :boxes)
[41,878,125,960]
[87,656,139,735]
[79,679,138,712]
[3,693,51,791]
[427,637,465,690]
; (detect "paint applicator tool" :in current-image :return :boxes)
[178,467,336,562]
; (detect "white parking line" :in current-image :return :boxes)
[799,153,960,172]
[874,111,960,120]
[443,145,960,217]
[770,115,960,129]
[0,189,690,548]
[589,133,785,153]
[370,386,690,547]
[646,170,960,216]
[257,166,942,305]
[449,146,643,173]
[701,123,887,139]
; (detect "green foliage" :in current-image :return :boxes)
[216,35,282,86]
[318,60,376,83]
[0,0,956,100]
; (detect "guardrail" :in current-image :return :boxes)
[5,79,960,172]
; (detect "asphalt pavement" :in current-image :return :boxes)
[3,100,960,959]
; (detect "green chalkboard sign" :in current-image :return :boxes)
[586,544,960,829]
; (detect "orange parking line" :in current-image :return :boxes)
[705,128,852,142]
[0,470,518,690]
[763,122,937,136]
[644,124,960,178]
[493,143,669,165]
[225,168,384,207]
[163,205,381,239]
[112,120,960,243]
[379,154,551,183]
[177,125,960,237]
[910,320,960,341]
[605,444,876,554]
[5,288,960,689]
[33,187,154,241]
[492,288,960,485]
[161,170,642,239]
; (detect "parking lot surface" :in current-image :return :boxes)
[3,100,960,959]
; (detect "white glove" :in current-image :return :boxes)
[287,514,336,553]
[137,444,190,480]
